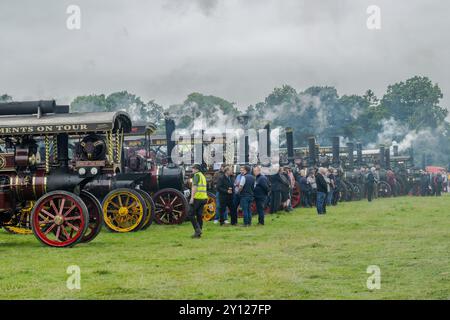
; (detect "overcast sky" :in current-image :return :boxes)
[1,0,449,110]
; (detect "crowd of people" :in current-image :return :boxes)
[419,170,449,196]
[187,164,342,238]
[187,163,449,238]
[188,164,272,238]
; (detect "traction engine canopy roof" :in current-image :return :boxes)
[0,111,132,137]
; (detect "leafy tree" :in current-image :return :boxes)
[381,76,447,130]
[303,86,338,105]
[167,92,240,129]
[248,85,340,146]
[342,90,387,144]
[364,89,379,107]
[71,94,108,112]
[71,91,164,125]
[67,77,450,165]
[0,94,12,102]
[105,91,145,112]
[144,100,165,126]
[336,94,369,140]
[264,85,298,106]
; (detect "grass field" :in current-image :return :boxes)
[1,195,449,300]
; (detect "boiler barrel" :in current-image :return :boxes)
[158,166,185,191]
[0,100,69,116]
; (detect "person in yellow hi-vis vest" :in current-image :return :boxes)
[189,164,208,238]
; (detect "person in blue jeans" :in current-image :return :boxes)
[238,165,255,226]
[315,167,328,215]
[253,166,269,225]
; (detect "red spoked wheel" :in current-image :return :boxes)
[237,200,270,217]
[250,202,256,214]
[250,201,271,215]
[80,191,103,243]
[237,205,244,218]
[31,191,89,248]
[153,188,188,225]
[291,182,301,208]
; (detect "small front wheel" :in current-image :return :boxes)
[102,188,148,232]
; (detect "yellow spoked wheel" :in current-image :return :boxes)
[202,192,217,222]
[102,188,148,232]
[4,202,34,235]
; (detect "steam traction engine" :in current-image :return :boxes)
[121,121,189,225]
[0,100,155,246]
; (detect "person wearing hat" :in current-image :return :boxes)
[188,164,208,238]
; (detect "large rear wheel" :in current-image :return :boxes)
[80,191,103,243]
[291,182,301,208]
[377,181,392,198]
[202,192,217,222]
[337,182,348,202]
[352,184,363,201]
[31,191,89,248]
[343,181,353,201]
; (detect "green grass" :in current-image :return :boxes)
[1,195,450,299]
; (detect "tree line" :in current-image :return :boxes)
[1,76,449,166]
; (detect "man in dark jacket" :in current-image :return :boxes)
[239,165,255,227]
[298,170,311,208]
[253,166,269,225]
[316,167,328,215]
[216,166,235,225]
[366,168,376,202]
[435,173,443,196]
[213,164,226,223]
[420,171,429,196]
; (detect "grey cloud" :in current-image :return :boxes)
[193,0,220,15]
[162,0,219,16]
[0,0,449,110]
